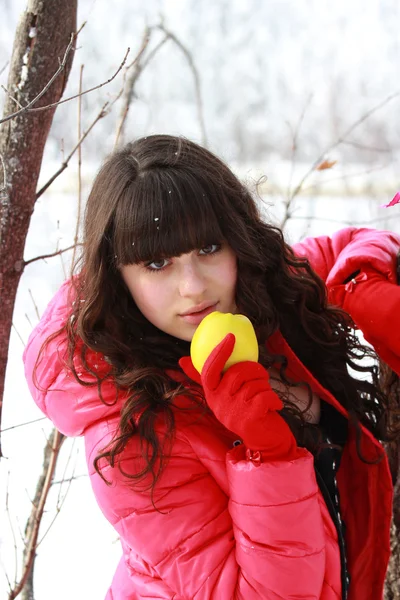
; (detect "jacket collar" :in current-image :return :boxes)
[267,329,384,453]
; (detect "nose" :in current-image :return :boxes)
[178,259,207,298]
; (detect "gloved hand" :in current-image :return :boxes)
[179,334,298,461]
[328,268,400,375]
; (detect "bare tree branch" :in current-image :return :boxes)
[23,243,81,267]
[289,92,400,204]
[36,36,150,198]
[70,66,84,271]
[285,93,314,207]
[0,41,129,127]
[114,27,160,148]
[38,440,77,547]
[1,85,24,109]
[11,322,25,347]
[0,61,9,78]
[52,473,88,485]
[280,90,400,229]
[27,47,130,114]
[0,33,76,125]
[156,24,208,148]
[27,289,40,322]
[115,27,166,147]
[8,429,65,600]
[5,471,18,592]
[288,212,400,227]
[300,162,391,195]
[1,417,46,433]
[36,106,109,199]
[341,139,392,153]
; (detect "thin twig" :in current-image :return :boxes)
[28,48,130,114]
[70,66,84,273]
[1,85,24,109]
[5,471,18,589]
[24,243,81,267]
[115,28,169,147]
[1,554,12,593]
[286,90,400,214]
[0,39,129,124]
[300,162,391,195]
[56,439,77,508]
[36,42,141,200]
[156,24,208,147]
[52,473,88,485]
[0,61,9,78]
[289,213,400,227]
[28,290,40,322]
[0,34,76,125]
[38,440,78,547]
[285,93,314,206]
[8,430,65,600]
[1,417,47,433]
[36,39,149,198]
[115,27,162,147]
[36,106,109,199]
[59,243,68,280]
[11,323,25,347]
[341,139,392,153]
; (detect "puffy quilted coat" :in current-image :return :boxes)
[23,227,400,600]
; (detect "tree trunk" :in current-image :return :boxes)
[0,0,77,455]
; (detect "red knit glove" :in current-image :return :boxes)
[329,269,400,375]
[179,334,298,461]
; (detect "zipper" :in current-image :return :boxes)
[315,467,350,600]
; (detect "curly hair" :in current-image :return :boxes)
[40,134,396,492]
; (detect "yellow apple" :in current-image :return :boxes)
[190,311,259,374]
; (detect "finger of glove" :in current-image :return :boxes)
[202,333,236,391]
[178,356,202,384]
[240,386,284,411]
[221,361,271,396]
[216,392,284,442]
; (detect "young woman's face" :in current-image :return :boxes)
[121,243,237,341]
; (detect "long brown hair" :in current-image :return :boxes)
[39,134,397,490]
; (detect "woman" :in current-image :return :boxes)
[24,134,400,599]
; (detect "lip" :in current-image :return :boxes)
[180,302,218,325]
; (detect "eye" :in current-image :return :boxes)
[145,258,170,271]
[199,244,221,255]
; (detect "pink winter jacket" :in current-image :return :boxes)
[23,227,400,600]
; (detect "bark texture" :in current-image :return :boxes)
[0,0,77,454]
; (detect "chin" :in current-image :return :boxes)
[180,332,195,343]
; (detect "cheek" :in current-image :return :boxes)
[219,254,237,290]
[131,277,169,311]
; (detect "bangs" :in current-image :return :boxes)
[112,168,225,265]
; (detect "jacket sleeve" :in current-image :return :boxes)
[89,432,330,600]
[292,226,400,287]
[292,227,400,374]
[23,279,121,436]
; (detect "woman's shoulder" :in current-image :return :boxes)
[23,277,125,436]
